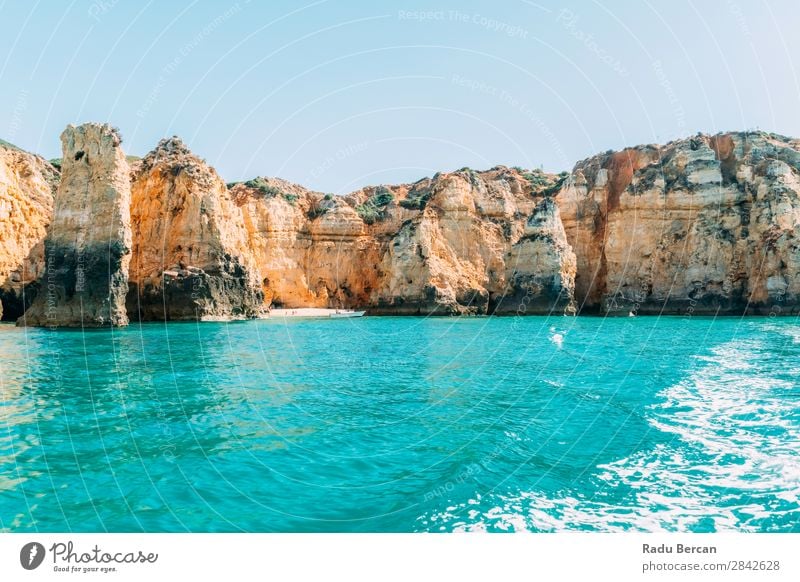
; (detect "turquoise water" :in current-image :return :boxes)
[0,316,798,532]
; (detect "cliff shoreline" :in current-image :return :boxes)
[2,124,799,326]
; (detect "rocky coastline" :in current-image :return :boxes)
[1,123,799,326]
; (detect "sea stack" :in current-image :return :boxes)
[128,137,263,320]
[497,197,577,315]
[19,123,132,327]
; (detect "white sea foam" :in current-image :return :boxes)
[548,326,565,349]
[420,337,800,532]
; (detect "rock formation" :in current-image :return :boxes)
[128,137,263,320]
[8,125,800,319]
[558,131,800,315]
[19,123,132,327]
[497,197,576,314]
[0,141,57,320]
[367,168,576,314]
[232,166,578,315]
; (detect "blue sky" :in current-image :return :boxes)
[1,0,797,193]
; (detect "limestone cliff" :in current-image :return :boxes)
[232,177,379,308]
[11,124,800,320]
[20,123,132,327]
[367,168,576,314]
[558,131,800,315]
[128,137,263,320]
[0,142,57,320]
[233,167,577,314]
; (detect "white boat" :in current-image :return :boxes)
[329,310,365,318]
[268,308,365,319]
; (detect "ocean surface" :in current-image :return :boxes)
[0,316,798,532]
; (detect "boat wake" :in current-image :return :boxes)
[418,332,800,532]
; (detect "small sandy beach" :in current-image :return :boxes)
[268,308,353,318]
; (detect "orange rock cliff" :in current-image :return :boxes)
[2,124,799,326]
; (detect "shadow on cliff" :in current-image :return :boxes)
[1,239,45,322]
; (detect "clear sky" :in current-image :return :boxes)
[1,0,798,193]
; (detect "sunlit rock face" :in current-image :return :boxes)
[234,167,577,315]
[0,141,57,320]
[127,137,264,321]
[557,131,800,315]
[14,125,800,319]
[19,123,131,327]
[367,168,576,315]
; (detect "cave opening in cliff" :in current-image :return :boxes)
[0,287,35,322]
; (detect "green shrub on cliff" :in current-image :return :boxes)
[111,126,123,145]
[524,170,570,196]
[0,138,23,151]
[307,207,327,219]
[399,190,432,210]
[307,197,329,219]
[371,187,393,207]
[541,171,570,196]
[244,177,283,198]
[523,169,550,189]
[356,202,381,224]
[356,187,394,224]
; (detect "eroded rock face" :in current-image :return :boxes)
[234,167,578,314]
[13,125,800,319]
[558,131,800,315]
[0,143,57,320]
[498,198,577,314]
[128,137,263,320]
[369,169,577,314]
[20,123,131,327]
